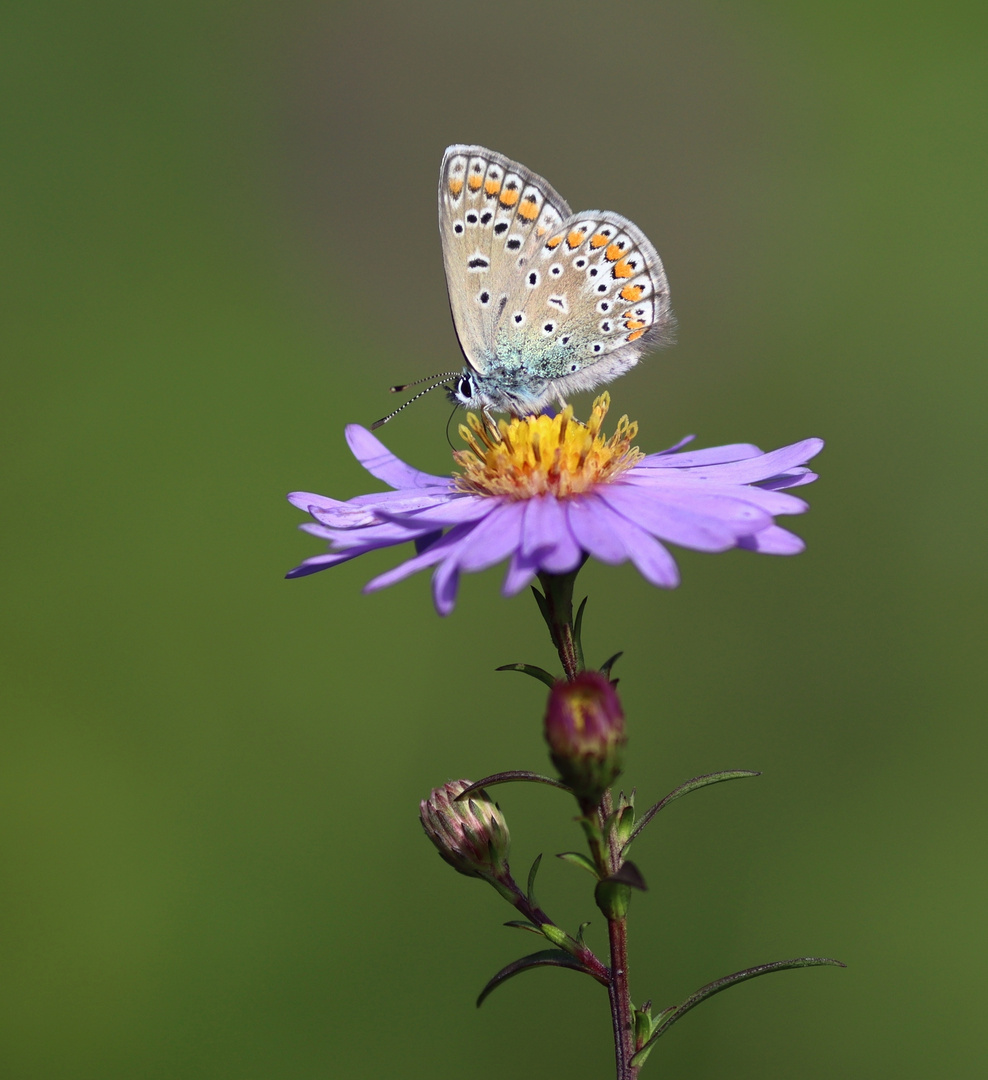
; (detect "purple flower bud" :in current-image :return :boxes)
[420,780,511,882]
[545,672,626,804]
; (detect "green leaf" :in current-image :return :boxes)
[600,651,623,677]
[503,920,542,936]
[530,586,552,633]
[495,662,557,686]
[455,771,571,800]
[527,853,543,907]
[630,957,846,1064]
[556,851,600,878]
[477,949,598,1007]
[573,595,588,669]
[622,771,760,855]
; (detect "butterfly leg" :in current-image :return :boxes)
[481,407,502,442]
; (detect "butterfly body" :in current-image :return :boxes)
[440,145,673,416]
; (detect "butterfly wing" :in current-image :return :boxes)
[439,145,572,375]
[489,209,673,402]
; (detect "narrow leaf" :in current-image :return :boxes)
[573,595,589,669]
[557,851,600,878]
[530,586,552,631]
[456,772,572,800]
[503,920,542,936]
[622,770,760,853]
[631,957,846,1063]
[600,651,623,677]
[527,853,543,907]
[495,662,557,687]
[477,949,596,1007]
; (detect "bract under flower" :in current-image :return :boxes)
[287,394,823,616]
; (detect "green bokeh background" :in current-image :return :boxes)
[3,3,986,1076]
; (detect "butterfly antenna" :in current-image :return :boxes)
[388,371,460,393]
[371,376,459,430]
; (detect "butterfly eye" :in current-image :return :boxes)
[458,376,473,399]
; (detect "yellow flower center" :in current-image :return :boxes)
[453,393,643,499]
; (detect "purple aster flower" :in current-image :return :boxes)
[287,394,822,616]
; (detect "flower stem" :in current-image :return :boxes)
[597,789,639,1079]
[536,565,587,681]
[607,915,638,1079]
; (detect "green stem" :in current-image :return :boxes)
[607,915,639,1079]
[536,564,587,680]
[599,789,638,1079]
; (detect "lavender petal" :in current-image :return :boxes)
[639,442,763,468]
[285,550,367,578]
[501,549,540,596]
[454,502,526,572]
[345,424,452,490]
[598,485,740,552]
[363,522,477,592]
[737,525,807,554]
[566,494,628,564]
[432,557,461,616]
[524,495,583,573]
[660,438,824,484]
[608,514,681,588]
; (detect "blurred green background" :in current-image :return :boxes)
[3,2,986,1076]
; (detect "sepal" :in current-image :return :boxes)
[595,879,631,921]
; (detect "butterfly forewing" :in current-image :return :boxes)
[439,146,571,375]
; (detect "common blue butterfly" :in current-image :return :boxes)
[373,145,672,429]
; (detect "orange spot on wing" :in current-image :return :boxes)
[605,243,623,261]
[627,328,645,342]
[620,284,645,302]
[468,173,483,191]
[518,199,539,220]
[499,188,520,206]
[613,258,634,278]
[484,178,501,197]
[547,235,564,248]
[590,233,609,248]
[448,178,464,196]
[625,319,646,330]
[536,225,547,236]
[567,230,586,248]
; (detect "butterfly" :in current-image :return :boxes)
[373,145,672,429]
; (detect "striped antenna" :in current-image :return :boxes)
[371,372,460,430]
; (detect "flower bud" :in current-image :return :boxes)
[419,780,511,882]
[545,671,626,804]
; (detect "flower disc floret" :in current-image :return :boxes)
[454,394,642,499]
